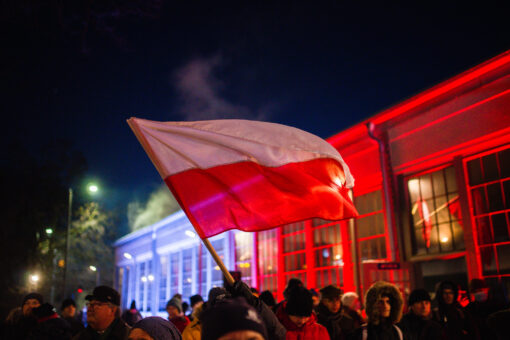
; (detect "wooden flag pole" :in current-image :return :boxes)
[202,238,235,286]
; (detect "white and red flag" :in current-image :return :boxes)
[128,118,357,238]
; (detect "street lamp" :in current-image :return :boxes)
[89,265,100,286]
[63,184,100,296]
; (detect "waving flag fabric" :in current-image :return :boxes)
[128,118,357,238]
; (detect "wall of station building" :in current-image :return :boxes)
[114,51,510,315]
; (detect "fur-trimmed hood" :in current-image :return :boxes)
[364,281,403,325]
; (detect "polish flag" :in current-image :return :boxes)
[128,118,357,238]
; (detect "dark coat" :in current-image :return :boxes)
[352,322,402,340]
[316,302,358,340]
[397,312,444,340]
[72,318,130,340]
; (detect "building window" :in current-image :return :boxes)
[312,219,344,288]
[199,244,209,297]
[211,239,225,288]
[355,190,387,260]
[282,222,307,284]
[169,252,180,300]
[257,229,278,293]
[159,255,169,311]
[235,232,254,286]
[182,249,193,299]
[407,166,463,256]
[466,147,510,286]
[139,262,147,311]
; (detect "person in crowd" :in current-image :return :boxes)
[61,298,85,335]
[201,298,268,340]
[352,281,404,340]
[227,281,286,340]
[310,288,320,312]
[74,285,130,340]
[272,278,304,313]
[188,295,203,321]
[487,307,510,340]
[3,292,44,339]
[275,285,330,340]
[341,292,365,326]
[397,288,443,340]
[122,300,143,327]
[128,316,182,340]
[259,291,276,310]
[166,296,190,333]
[466,278,494,340]
[432,280,479,340]
[33,302,73,339]
[251,287,260,297]
[316,285,358,340]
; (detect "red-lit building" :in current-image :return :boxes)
[114,51,510,314]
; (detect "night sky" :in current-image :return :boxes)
[2,1,509,232]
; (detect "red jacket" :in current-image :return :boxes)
[169,315,190,333]
[276,302,330,340]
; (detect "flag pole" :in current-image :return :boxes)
[201,238,235,286]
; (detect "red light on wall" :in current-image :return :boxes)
[77,288,83,293]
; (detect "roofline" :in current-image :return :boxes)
[328,49,510,146]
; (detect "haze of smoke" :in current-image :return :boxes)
[128,184,180,231]
[174,55,268,121]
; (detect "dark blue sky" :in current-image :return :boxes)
[2,1,509,231]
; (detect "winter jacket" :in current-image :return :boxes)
[432,281,479,340]
[397,312,444,340]
[72,317,130,340]
[181,317,201,340]
[316,302,358,340]
[169,315,190,334]
[275,302,330,340]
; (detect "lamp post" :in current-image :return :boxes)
[63,184,99,297]
[89,265,100,286]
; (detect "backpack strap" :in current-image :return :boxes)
[393,324,403,340]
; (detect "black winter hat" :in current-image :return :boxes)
[22,292,43,307]
[201,298,267,340]
[132,316,182,340]
[61,298,76,310]
[190,294,204,307]
[285,286,313,316]
[85,285,120,306]
[320,285,343,300]
[408,289,431,306]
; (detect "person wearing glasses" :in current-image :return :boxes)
[73,285,130,340]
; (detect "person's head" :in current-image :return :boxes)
[129,316,182,340]
[130,300,137,310]
[166,297,182,318]
[310,288,320,307]
[283,278,304,300]
[435,281,458,306]
[22,292,43,316]
[201,298,267,340]
[85,285,121,331]
[190,294,204,309]
[320,285,343,314]
[208,287,231,306]
[259,291,276,308]
[61,298,77,318]
[469,278,488,302]
[365,281,403,325]
[408,289,432,318]
[341,292,360,311]
[285,286,313,328]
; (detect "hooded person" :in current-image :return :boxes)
[201,298,268,340]
[397,289,444,340]
[166,296,190,333]
[32,302,74,340]
[129,316,182,340]
[432,280,479,340]
[275,285,330,340]
[352,281,404,340]
[316,285,358,340]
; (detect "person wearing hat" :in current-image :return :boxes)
[316,285,358,340]
[22,292,43,316]
[61,298,85,335]
[432,280,478,340]
[352,281,404,340]
[74,285,130,340]
[397,289,443,340]
[128,317,182,340]
[166,296,190,333]
[3,292,44,339]
[201,298,268,340]
[275,285,330,340]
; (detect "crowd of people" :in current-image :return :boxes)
[2,277,510,340]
